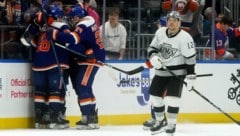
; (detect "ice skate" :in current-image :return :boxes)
[150,118,167,135]
[35,122,44,129]
[76,115,99,130]
[35,110,50,129]
[60,118,70,129]
[35,121,50,129]
[35,117,44,129]
[76,110,99,130]
[49,111,66,129]
[165,124,176,136]
[49,116,66,129]
[142,118,156,130]
[59,110,70,128]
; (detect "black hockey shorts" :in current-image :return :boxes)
[149,75,185,97]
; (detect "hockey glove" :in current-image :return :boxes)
[145,59,153,68]
[85,49,96,63]
[149,55,162,69]
[20,36,31,47]
[184,74,196,91]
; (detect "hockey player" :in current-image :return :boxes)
[48,4,105,129]
[142,16,167,130]
[23,4,71,129]
[147,11,196,135]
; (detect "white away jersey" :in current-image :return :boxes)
[148,27,196,76]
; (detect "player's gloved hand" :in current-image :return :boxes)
[185,74,196,91]
[145,59,153,68]
[149,55,162,69]
[20,36,31,47]
[85,49,96,63]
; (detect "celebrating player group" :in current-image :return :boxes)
[20,0,216,136]
[21,0,105,130]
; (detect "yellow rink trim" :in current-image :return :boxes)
[0,113,240,129]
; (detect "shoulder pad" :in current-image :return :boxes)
[51,22,68,29]
[77,16,95,27]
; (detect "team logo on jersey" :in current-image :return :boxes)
[228,69,240,106]
[159,43,178,59]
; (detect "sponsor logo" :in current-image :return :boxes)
[115,68,151,106]
[11,78,31,86]
[137,68,151,106]
[228,69,240,106]
[10,90,33,98]
[9,78,33,99]
[117,74,141,87]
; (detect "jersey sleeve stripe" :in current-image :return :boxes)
[70,32,80,44]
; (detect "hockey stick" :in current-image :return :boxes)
[190,88,240,125]
[163,66,240,126]
[55,43,144,75]
[119,73,213,84]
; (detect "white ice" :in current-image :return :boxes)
[0,123,239,136]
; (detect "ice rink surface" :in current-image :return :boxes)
[0,123,239,136]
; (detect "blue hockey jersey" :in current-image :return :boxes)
[30,22,70,71]
[51,16,106,64]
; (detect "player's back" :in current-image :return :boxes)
[32,22,70,71]
[75,16,106,62]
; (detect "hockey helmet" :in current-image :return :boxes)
[166,11,181,21]
[47,4,64,19]
[68,4,87,18]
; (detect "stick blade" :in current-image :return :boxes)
[126,66,145,75]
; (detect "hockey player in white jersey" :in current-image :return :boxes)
[147,11,196,136]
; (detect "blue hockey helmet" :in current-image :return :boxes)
[47,4,64,19]
[68,4,86,18]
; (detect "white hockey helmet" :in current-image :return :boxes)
[166,11,182,21]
